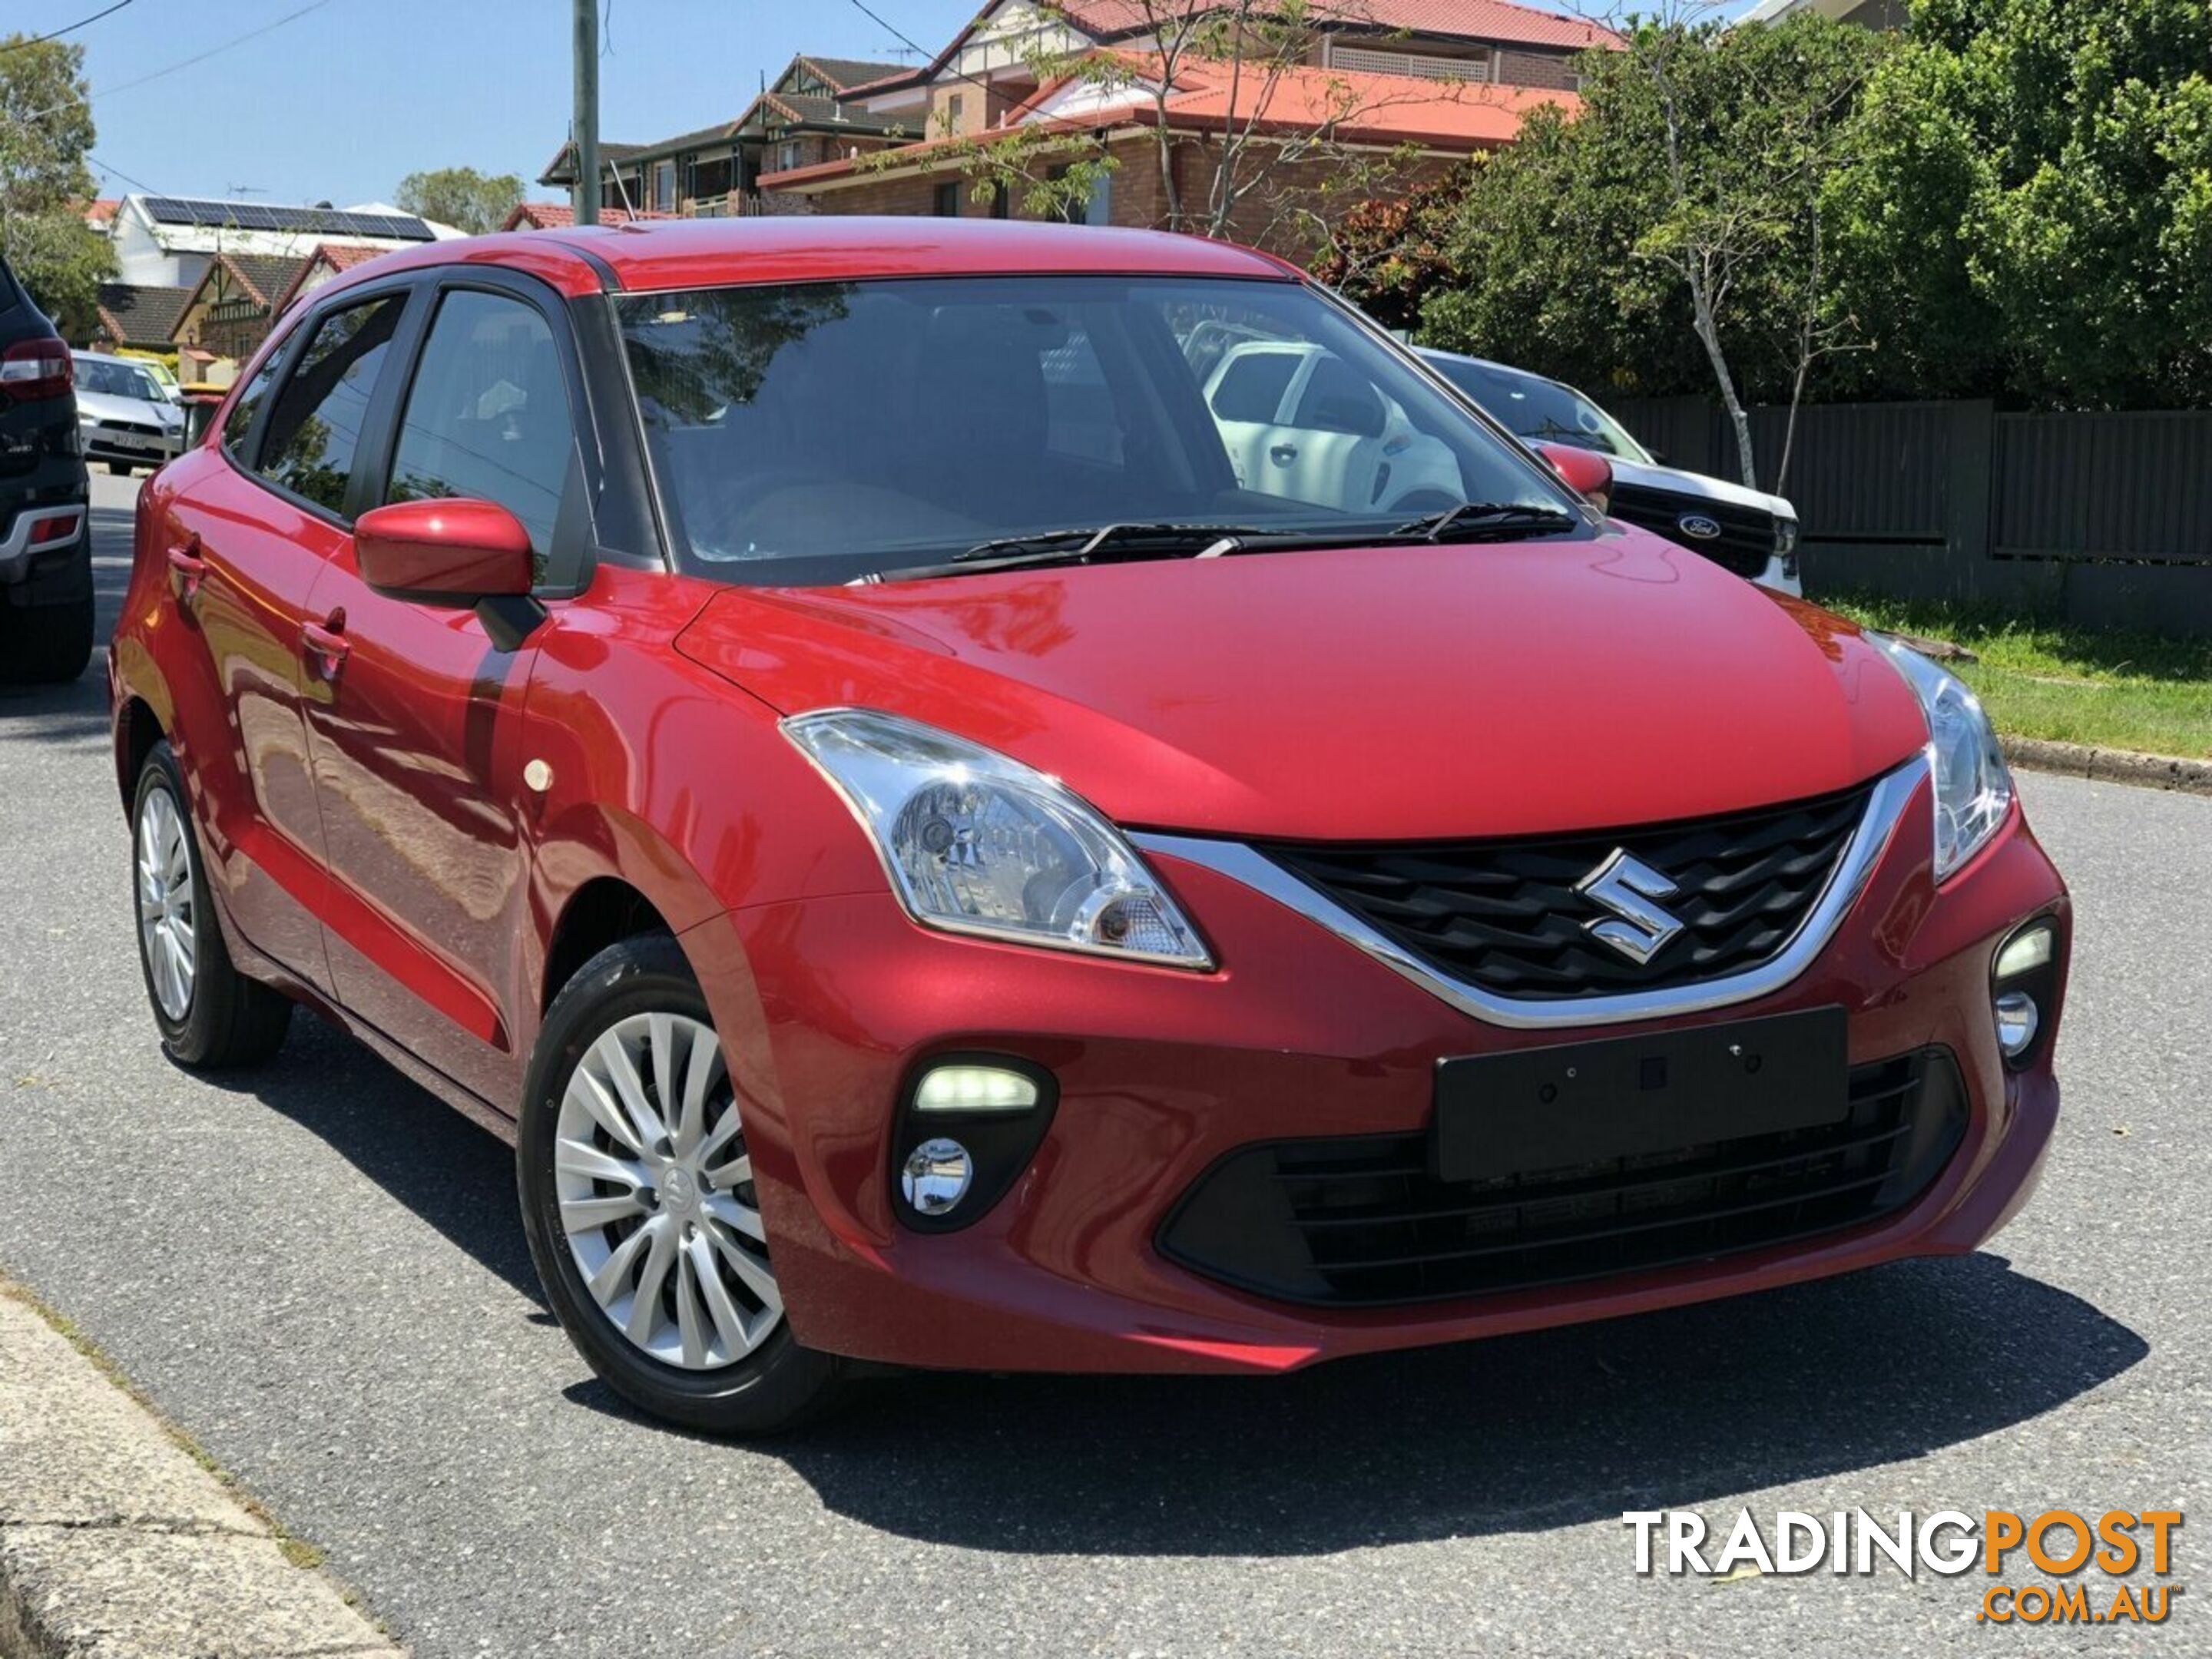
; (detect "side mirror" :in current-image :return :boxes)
[1534,441,1614,515]
[355,498,534,599]
[354,498,545,651]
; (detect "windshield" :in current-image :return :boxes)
[616,276,1581,584]
[75,357,165,403]
[1424,355,1652,464]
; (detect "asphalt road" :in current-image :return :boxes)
[0,472,2205,1657]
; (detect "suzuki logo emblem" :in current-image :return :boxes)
[1677,513,1724,541]
[1575,850,1685,965]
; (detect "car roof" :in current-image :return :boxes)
[73,349,140,364]
[1419,346,1562,394]
[303,217,1301,306]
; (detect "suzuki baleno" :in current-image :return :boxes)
[109,220,2068,1432]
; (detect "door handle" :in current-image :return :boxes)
[300,612,348,680]
[1269,444,1299,465]
[166,538,205,601]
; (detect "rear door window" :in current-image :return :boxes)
[257,295,406,515]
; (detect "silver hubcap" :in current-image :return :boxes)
[136,788,197,1022]
[555,1012,782,1369]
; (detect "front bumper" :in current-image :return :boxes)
[690,770,2068,1374]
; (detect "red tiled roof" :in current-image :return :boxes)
[763,54,1575,190]
[85,198,120,225]
[503,200,678,230]
[856,0,1618,98]
[1058,0,1618,49]
[270,242,406,315]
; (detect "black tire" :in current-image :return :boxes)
[0,594,94,685]
[130,741,292,1068]
[105,461,134,476]
[518,933,847,1435]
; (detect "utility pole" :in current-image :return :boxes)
[572,0,600,226]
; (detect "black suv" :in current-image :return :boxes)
[0,255,92,684]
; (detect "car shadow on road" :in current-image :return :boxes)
[240,1016,2145,1560]
[749,1254,2144,1555]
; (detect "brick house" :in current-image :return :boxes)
[170,252,313,363]
[538,55,911,219]
[778,1,1610,250]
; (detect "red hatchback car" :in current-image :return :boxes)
[110,220,2068,1432]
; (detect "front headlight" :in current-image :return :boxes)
[1869,634,2012,881]
[782,708,1213,969]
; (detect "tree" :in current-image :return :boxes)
[1307,162,1470,332]
[1420,8,1883,490]
[1827,0,2212,409]
[0,35,112,334]
[395,165,525,236]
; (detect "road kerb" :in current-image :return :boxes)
[2001,736,2212,796]
[0,1286,401,1659]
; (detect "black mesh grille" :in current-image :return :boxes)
[1260,782,1871,1002]
[1159,1049,1965,1308]
[1610,482,1774,578]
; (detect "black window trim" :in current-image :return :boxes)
[222,273,428,534]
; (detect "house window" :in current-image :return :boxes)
[933,180,961,217]
[779,141,800,172]
[1084,171,1111,227]
[653,161,677,211]
[943,93,965,134]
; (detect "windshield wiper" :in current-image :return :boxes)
[1396,502,1581,543]
[859,523,1271,583]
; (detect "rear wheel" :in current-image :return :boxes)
[131,741,291,1068]
[105,461,134,476]
[0,594,93,685]
[518,934,846,1434]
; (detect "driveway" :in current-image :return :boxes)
[0,473,2203,1654]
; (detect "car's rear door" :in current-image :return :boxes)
[154,289,412,988]
[298,273,587,1107]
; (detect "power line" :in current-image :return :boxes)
[86,151,163,194]
[84,0,337,104]
[3,0,138,52]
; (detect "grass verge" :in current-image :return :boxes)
[1820,594,2212,760]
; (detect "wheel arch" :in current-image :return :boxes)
[540,876,677,1012]
[114,693,165,806]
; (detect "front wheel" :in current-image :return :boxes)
[518,934,846,1434]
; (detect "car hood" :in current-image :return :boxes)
[674,528,1926,841]
[75,389,180,427]
[1608,455,1794,521]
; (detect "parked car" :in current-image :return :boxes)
[111,220,2068,1434]
[0,256,91,685]
[72,350,185,475]
[1418,347,1802,594]
[1204,339,1463,514]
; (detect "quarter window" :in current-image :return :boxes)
[385,290,575,579]
[220,353,283,461]
[257,295,406,515]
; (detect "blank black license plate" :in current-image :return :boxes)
[1432,1008,1849,1184]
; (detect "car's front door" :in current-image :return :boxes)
[300,280,585,1109]
[161,293,408,988]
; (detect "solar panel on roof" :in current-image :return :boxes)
[137,196,434,240]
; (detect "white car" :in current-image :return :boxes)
[1419,348,1802,595]
[1203,340,1464,517]
[71,351,184,475]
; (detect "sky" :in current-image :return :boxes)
[32,0,1759,212]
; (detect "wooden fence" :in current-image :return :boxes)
[1606,397,2212,637]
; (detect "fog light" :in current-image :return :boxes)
[900,1137,972,1215]
[913,1064,1038,1115]
[1995,923,2055,982]
[1995,990,2040,1058]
